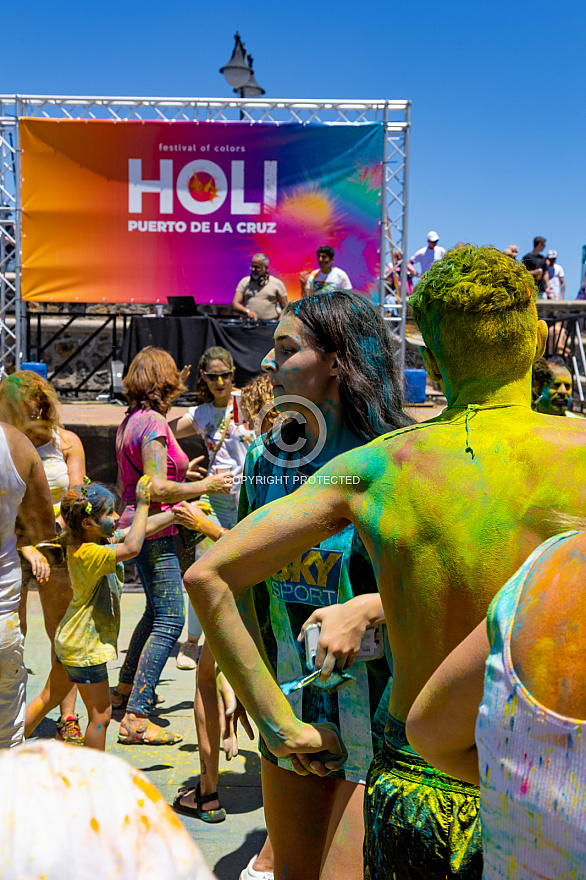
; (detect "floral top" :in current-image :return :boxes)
[185,401,254,495]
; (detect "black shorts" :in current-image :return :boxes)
[364,715,482,880]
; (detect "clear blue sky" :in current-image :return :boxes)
[6,0,584,295]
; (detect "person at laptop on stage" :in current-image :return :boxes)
[232,253,288,321]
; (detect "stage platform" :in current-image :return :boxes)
[62,403,207,486]
[62,400,446,487]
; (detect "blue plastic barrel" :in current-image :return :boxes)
[404,368,427,404]
[21,361,48,379]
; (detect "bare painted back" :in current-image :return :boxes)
[346,407,586,721]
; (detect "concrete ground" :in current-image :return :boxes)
[24,396,446,878]
[24,590,267,880]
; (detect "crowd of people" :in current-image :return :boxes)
[384,233,573,313]
[1,245,586,880]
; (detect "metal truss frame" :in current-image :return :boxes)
[0,95,411,372]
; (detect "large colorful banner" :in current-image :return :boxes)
[20,119,383,304]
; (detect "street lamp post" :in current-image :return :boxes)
[239,56,265,98]
[220,33,265,117]
[219,32,251,90]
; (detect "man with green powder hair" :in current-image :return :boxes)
[184,246,586,880]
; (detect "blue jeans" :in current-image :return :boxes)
[119,536,185,714]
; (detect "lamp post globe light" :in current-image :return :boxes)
[220,33,265,99]
[240,57,265,97]
[220,32,252,89]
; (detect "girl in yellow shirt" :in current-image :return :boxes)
[25,477,156,750]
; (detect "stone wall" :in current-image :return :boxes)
[23,302,231,395]
[26,304,150,396]
[67,418,207,488]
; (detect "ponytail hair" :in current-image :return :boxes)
[61,484,116,540]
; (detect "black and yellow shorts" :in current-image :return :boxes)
[364,715,482,880]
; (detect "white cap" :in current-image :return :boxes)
[547,249,558,259]
[427,231,439,242]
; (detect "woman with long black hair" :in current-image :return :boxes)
[185,291,411,880]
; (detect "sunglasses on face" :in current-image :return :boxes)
[204,371,233,381]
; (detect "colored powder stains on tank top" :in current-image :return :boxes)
[518,757,534,796]
[503,693,518,729]
[479,533,586,879]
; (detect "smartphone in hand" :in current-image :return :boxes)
[304,622,384,671]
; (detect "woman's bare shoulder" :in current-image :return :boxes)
[59,426,84,450]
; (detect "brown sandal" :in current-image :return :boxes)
[117,719,182,746]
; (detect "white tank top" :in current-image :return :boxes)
[477,531,586,879]
[0,425,26,615]
[36,431,69,515]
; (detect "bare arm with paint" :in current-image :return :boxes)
[19,428,85,573]
[58,427,86,528]
[168,413,196,439]
[173,500,230,541]
[119,507,174,540]
[184,470,352,765]
[299,269,310,296]
[2,424,55,546]
[406,619,489,784]
[114,476,152,562]
[60,427,86,486]
[142,436,231,502]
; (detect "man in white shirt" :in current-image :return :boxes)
[546,250,565,300]
[300,246,352,296]
[408,231,446,276]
